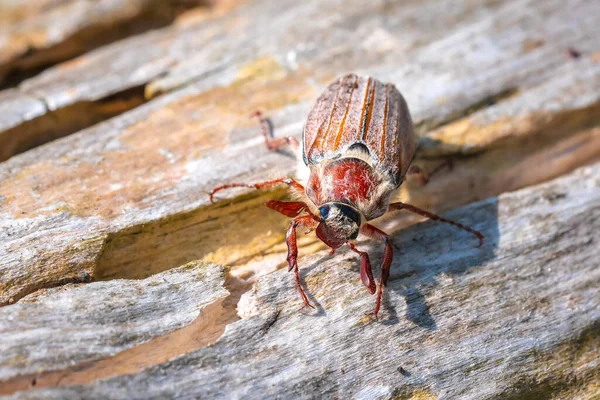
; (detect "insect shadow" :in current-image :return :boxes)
[351,196,500,328]
[292,251,339,318]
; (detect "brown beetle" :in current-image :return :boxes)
[210,74,483,319]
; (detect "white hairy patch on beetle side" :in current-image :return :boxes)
[295,151,311,186]
[356,179,395,221]
[292,158,322,216]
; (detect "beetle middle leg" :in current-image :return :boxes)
[286,215,319,309]
[251,110,299,151]
[389,201,483,246]
[209,177,304,203]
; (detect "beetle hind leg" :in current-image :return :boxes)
[389,201,484,246]
[406,159,453,186]
[251,110,299,151]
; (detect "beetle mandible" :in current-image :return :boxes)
[210,74,483,319]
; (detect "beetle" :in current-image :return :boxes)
[210,74,483,319]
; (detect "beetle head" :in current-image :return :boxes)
[316,203,361,249]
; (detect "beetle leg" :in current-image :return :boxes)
[358,224,393,320]
[209,177,305,203]
[406,159,453,185]
[266,200,308,218]
[251,110,299,151]
[347,242,376,295]
[406,165,428,186]
[286,216,318,309]
[389,202,483,246]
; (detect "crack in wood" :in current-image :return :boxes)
[414,87,520,138]
[0,0,216,90]
[0,85,148,162]
[0,262,238,396]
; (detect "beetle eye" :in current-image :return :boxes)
[319,205,330,220]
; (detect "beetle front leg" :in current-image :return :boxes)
[359,224,393,320]
[286,216,318,309]
[266,200,308,218]
[347,242,376,295]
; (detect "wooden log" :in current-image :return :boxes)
[1,0,599,397]
[1,0,598,160]
[7,162,599,399]
[0,261,229,395]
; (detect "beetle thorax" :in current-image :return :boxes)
[306,156,395,221]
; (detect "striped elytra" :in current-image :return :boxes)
[302,74,416,187]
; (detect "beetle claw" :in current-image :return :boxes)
[363,310,379,321]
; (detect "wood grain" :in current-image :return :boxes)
[1,1,599,397]
[0,0,211,86]
[2,0,600,308]
[0,261,228,394]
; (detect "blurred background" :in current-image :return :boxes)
[1,0,599,398]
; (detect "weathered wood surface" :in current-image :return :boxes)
[6,162,599,399]
[1,0,599,159]
[0,0,223,160]
[0,261,228,388]
[2,0,600,309]
[0,0,209,86]
[1,0,600,398]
